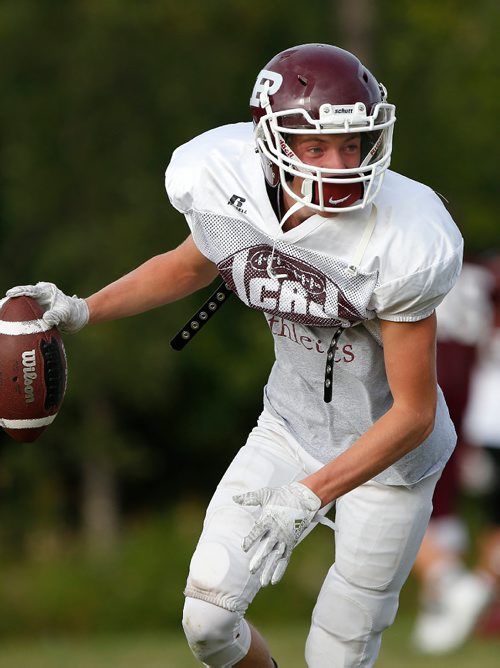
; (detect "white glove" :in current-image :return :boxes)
[6,281,89,333]
[233,481,321,586]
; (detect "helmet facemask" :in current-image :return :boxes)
[254,83,395,214]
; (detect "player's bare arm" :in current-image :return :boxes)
[302,313,438,505]
[87,234,218,324]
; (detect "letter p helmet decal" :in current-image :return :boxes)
[250,69,283,107]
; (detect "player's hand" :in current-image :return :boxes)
[6,282,89,333]
[233,481,321,587]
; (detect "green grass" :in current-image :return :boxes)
[0,503,497,666]
[0,617,497,667]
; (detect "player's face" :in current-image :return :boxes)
[291,133,361,170]
[284,133,362,222]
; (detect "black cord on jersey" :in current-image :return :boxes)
[324,327,344,403]
[169,280,233,351]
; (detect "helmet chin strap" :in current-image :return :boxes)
[266,196,311,280]
[279,197,307,229]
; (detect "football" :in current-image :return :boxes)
[0,295,67,442]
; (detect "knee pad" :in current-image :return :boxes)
[182,597,251,667]
[305,567,399,667]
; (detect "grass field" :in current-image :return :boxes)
[0,506,496,666]
[0,616,497,667]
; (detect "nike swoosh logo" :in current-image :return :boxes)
[328,194,350,205]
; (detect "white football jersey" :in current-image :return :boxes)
[165,122,463,485]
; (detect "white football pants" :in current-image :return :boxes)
[183,409,440,667]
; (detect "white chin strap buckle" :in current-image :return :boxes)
[301,179,313,199]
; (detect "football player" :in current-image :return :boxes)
[7,44,463,667]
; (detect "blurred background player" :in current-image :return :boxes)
[462,254,500,638]
[412,256,500,653]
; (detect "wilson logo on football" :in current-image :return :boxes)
[22,349,37,404]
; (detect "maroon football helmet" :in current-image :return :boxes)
[250,44,396,213]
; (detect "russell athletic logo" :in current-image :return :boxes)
[22,349,37,404]
[228,194,248,215]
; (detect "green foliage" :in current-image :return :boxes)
[0,505,199,635]
[377,0,500,251]
[0,502,333,636]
